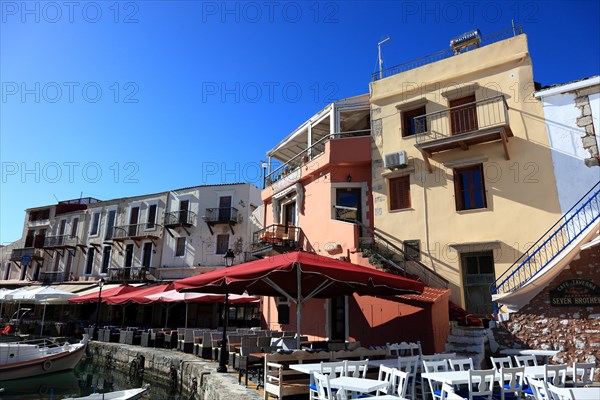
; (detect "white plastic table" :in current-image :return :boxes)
[329,376,389,398]
[567,387,600,400]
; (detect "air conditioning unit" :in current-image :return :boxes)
[384,151,408,170]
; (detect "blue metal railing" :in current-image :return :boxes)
[492,181,600,296]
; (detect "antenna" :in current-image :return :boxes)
[378,37,391,80]
[53,194,60,203]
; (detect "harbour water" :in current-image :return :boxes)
[0,355,193,400]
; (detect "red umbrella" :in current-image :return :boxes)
[105,283,174,305]
[175,251,424,346]
[68,284,139,304]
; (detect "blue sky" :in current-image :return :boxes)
[1,0,599,244]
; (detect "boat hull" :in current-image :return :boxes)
[0,339,87,381]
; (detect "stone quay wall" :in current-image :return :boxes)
[89,341,261,400]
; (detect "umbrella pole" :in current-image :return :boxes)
[40,304,47,337]
[296,264,301,349]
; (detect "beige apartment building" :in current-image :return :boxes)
[369,27,566,316]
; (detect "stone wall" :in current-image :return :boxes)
[575,84,600,167]
[89,341,261,400]
[491,245,600,373]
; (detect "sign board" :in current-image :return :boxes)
[549,279,600,307]
[21,255,32,266]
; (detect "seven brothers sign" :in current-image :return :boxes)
[549,279,600,306]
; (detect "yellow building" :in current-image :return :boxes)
[369,28,564,316]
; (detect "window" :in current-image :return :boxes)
[402,106,427,137]
[175,237,186,257]
[216,234,229,255]
[389,175,411,210]
[102,246,111,274]
[105,209,116,240]
[90,212,101,236]
[403,240,421,261]
[85,247,95,275]
[146,204,157,230]
[25,229,35,247]
[454,164,487,210]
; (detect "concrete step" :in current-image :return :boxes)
[445,342,485,354]
[446,334,485,345]
[451,327,487,337]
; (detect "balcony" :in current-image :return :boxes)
[112,223,161,242]
[10,247,44,262]
[164,210,196,227]
[414,95,513,171]
[203,207,238,234]
[44,234,79,249]
[108,267,148,282]
[39,271,66,283]
[250,224,306,258]
[266,129,371,187]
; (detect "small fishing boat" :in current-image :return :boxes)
[63,384,150,400]
[0,334,89,381]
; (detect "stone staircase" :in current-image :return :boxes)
[444,323,488,369]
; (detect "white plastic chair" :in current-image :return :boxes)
[375,364,395,396]
[312,371,335,400]
[514,355,538,367]
[448,358,474,371]
[423,359,450,400]
[573,362,595,387]
[546,383,575,400]
[526,377,549,400]
[544,364,567,388]
[467,369,495,400]
[498,366,525,400]
[441,383,468,400]
[490,356,514,371]
[398,355,420,399]
[369,369,410,400]
[345,359,369,378]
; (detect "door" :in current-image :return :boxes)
[461,251,495,316]
[450,95,478,135]
[142,242,152,268]
[283,201,296,226]
[336,188,361,223]
[124,244,134,278]
[71,218,79,239]
[330,296,346,341]
[105,210,116,240]
[179,200,189,224]
[128,207,140,236]
[218,196,232,222]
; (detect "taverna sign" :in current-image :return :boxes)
[549,279,600,306]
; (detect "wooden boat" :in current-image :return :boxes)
[63,384,150,400]
[0,334,88,381]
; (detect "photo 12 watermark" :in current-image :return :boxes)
[200,1,340,24]
[400,1,539,24]
[1,1,140,24]
[1,82,140,104]
[1,161,140,184]
[201,81,339,104]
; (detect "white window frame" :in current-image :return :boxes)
[145,201,159,231]
[141,241,153,268]
[104,206,118,240]
[330,182,369,225]
[215,233,230,255]
[89,211,101,237]
[175,237,186,258]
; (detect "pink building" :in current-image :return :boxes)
[253,95,450,351]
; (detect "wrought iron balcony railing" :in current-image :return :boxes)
[39,271,66,283]
[10,247,43,261]
[203,207,238,224]
[44,234,79,248]
[415,95,509,144]
[164,210,196,227]
[266,129,371,185]
[112,223,160,240]
[108,267,148,282]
